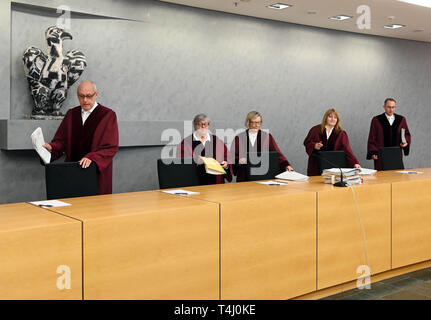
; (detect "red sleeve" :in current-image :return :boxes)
[85,111,119,172]
[303,126,320,156]
[268,133,290,168]
[366,117,381,160]
[400,117,411,156]
[176,136,194,159]
[49,110,71,161]
[340,131,359,167]
[214,136,232,182]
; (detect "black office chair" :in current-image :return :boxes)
[317,150,347,175]
[245,152,283,181]
[45,162,99,199]
[157,158,200,189]
[378,147,404,170]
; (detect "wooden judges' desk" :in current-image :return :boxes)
[2,168,431,299]
[178,182,317,300]
[45,191,220,300]
[0,203,82,299]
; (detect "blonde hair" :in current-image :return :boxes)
[320,108,342,135]
[245,111,262,128]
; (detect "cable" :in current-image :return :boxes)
[348,185,370,271]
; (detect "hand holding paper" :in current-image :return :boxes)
[31,127,51,164]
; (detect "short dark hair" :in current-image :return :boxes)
[384,98,396,105]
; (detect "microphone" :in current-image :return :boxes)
[313,151,348,187]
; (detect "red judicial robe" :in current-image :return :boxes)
[231,129,291,182]
[303,125,359,176]
[176,134,233,184]
[367,113,411,170]
[49,104,119,194]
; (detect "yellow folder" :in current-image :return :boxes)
[199,156,226,175]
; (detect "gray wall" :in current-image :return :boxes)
[1,0,431,204]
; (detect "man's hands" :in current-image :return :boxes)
[42,143,52,152]
[79,157,92,168]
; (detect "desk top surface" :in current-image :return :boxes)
[0,203,80,233]
[46,190,218,221]
[7,168,431,222]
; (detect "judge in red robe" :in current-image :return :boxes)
[304,108,361,176]
[231,111,293,182]
[43,81,119,194]
[367,98,411,170]
[176,114,232,185]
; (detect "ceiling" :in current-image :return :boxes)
[160,0,431,43]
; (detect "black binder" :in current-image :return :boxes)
[45,162,99,199]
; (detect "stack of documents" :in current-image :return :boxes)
[358,168,377,175]
[275,170,309,181]
[30,127,51,164]
[322,168,362,186]
[199,156,226,175]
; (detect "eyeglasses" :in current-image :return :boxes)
[249,121,262,125]
[78,92,96,99]
[197,122,210,127]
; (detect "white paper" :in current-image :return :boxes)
[401,128,407,144]
[275,170,309,181]
[358,168,377,175]
[256,180,289,186]
[162,189,200,195]
[396,170,423,174]
[30,200,71,208]
[30,127,51,164]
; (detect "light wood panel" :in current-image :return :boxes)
[392,179,431,268]
[49,191,219,299]
[0,203,82,300]
[181,181,317,299]
[317,184,391,289]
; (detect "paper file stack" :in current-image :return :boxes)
[322,168,362,186]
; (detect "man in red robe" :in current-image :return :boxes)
[367,98,411,170]
[43,81,119,194]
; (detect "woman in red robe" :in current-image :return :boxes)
[303,108,361,176]
[176,114,232,185]
[231,111,293,182]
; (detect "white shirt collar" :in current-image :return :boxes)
[325,126,334,139]
[248,130,258,147]
[385,113,395,125]
[193,131,211,144]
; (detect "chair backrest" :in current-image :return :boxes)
[379,147,404,170]
[157,158,200,189]
[45,162,99,200]
[317,151,347,174]
[245,151,283,181]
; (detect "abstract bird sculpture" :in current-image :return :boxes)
[23,26,87,119]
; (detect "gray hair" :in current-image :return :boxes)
[193,113,210,127]
[77,80,97,92]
